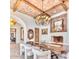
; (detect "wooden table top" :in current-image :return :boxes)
[33,43,66,54]
[27,41,67,54]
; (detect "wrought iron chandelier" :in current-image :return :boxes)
[35,0,51,25]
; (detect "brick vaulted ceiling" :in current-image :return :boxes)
[10,0,68,17]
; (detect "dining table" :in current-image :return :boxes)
[20,42,68,59]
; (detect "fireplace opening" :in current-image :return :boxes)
[52,36,63,43]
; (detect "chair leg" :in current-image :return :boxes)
[25,50,27,59]
[51,54,58,59]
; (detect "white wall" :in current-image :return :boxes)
[15,23,21,43]
[13,11,39,42]
[39,24,68,45]
[12,11,68,45]
[10,23,22,44]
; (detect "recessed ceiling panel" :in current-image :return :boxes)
[43,0,61,11]
[17,1,42,17]
[27,0,61,11]
[11,0,68,17]
[46,4,65,16]
[27,0,42,10]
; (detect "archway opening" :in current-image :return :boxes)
[10,18,25,44]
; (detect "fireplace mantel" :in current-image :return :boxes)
[51,36,63,43]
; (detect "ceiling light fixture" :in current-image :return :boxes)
[35,0,51,25]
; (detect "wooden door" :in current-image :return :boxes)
[35,28,39,43]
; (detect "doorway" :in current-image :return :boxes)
[10,28,16,43]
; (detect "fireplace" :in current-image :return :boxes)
[52,36,63,43]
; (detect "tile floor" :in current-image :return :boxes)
[10,43,23,59]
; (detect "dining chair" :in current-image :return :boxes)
[20,43,32,56]
[32,46,40,50]
[20,43,25,56]
[32,49,51,59]
[58,51,68,59]
[51,52,58,59]
[24,45,33,59]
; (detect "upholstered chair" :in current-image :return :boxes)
[58,51,68,59]
[24,45,33,59]
[32,49,51,59]
[51,52,58,59]
[20,43,25,56]
[32,46,40,50]
[20,43,32,56]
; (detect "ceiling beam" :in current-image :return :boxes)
[23,0,50,16]
[13,0,22,12]
[59,0,68,11]
[45,3,68,13]
[61,3,68,11]
[45,3,62,12]
[51,11,67,18]
[12,0,68,17]
[45,0,68,12]
[23,0,43,12]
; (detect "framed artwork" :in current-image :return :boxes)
[10,28,16,42]
[28,29,34,39]
[50,14,67,32]
[42,28,48,34]
[10,28,16,38]
[20,27,24,40]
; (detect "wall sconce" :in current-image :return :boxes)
[10,18,16,26]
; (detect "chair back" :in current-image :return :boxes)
[25,46,33,56]
[32,49,51,59]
